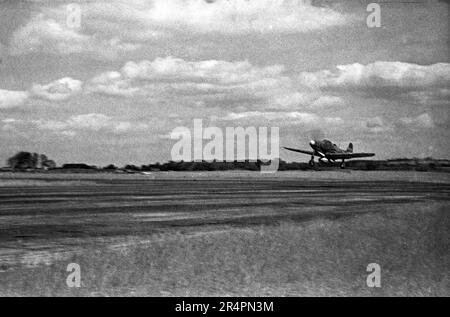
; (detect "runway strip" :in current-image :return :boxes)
[0,173,449,268]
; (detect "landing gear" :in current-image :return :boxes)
[340,160,346,169]
[309,156,315,167]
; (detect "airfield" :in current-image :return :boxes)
[0,171,449,296]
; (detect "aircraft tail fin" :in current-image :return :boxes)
[346,143,353,153]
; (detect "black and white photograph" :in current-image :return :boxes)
[0,0,449,300]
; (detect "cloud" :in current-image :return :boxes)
[310,95,345,108]
[10,0,350,57]
[10,14,88,55]
[88,57,290,100]
[32,113,149,135]
[0,77,83,108]
[357,113,435,134]
[0,89,29,109]
[356,114,435,134]
[218,111,343,126]
[93,59,446,112]
[10,9,143,58]
[147,0,349,34]
[2,118,21,124]
[30,77,82,101]
[88,57,292,106]
[268,91,345,110]
[88,71,138,97]
[363,116,392,133]
[88,56,345,113]
[121,57,285,83]
[404,88,450,106]
[1,118,25,131]
[399,113,435,129]
[298,61,450,105]
[299,62,450,90]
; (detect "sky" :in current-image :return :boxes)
[0,0,449,166]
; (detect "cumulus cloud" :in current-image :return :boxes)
[89,57,288,99]
[363,117,392,133]
[0,89,29,109]
[296,61,450,109]
[0,77,83,109]
[88,56,345,113]
[299,62,450,90]
[218,111,343,126]
[404,88,450,106]
[30,77,82,101]
[11,14,88,55]
[10,8,143,58]
[1,118,25,131]
[147,0,349,34]
[298,61,450,105]
[357,113,435,134]
[88,71,138,97]
[32,113,149,135]
[267,91,345,109]
[399,113,435,129]
[121,57,285,83]
[310,95,345,108]
[10,0,350,57]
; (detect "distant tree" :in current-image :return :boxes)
[39,154,49,168]
[43,160,56,169]
[62,163,93,170]
[104,164,118,171]
[124,164,140,171]
[7,152,34,169]
[7,152,57,170]
[31,153,39,168]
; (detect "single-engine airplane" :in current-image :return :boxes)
[284,139,375,169]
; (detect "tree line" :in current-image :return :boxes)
[4,151,450,172]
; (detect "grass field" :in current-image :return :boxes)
[0,171,449,296]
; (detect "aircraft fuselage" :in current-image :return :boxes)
[310,139,346,159]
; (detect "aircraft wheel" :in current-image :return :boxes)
[309,158,315,167]
[340,161,346,169]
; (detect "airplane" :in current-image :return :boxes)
[284,139,375,169]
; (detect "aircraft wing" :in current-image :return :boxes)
[283,147,314,156]
[326,152,375,159]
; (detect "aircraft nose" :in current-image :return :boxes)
[310,140,316,146]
